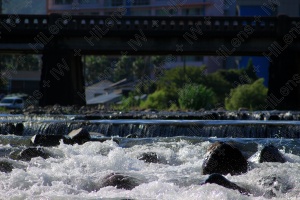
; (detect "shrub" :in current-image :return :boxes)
[140,90,171,110]
[178,84,216,110]
[120,92,140,110]
[225,78,267,110]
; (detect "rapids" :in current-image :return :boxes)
[0,113,299,199]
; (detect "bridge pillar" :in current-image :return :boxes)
[267,15,300,110]
[268,51,300,110]
[39,43,85,106]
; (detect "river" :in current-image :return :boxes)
[0,114,299,199]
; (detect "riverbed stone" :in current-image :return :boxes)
[18,147,50,161]
[100,173,140,190]
[202,142,248,175]
[202,173,249,195]
[14,123,24,136]
[138,152,159,163]
[67,128,91,145]
[259,145,286,163]
[0,161,13,173]
[31,134,64,146]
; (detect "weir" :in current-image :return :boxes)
[1,112,300,138]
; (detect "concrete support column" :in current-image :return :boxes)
[39,43,85,106]
[268,51,300,110]
[267,15,300,110]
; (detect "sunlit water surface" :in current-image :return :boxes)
[0,117,300,199]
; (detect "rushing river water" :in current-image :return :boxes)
[0,114,300,199]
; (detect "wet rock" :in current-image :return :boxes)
[125,134,139,138]
[202,173,249,195]
[100,173,140,190]
[138,152,158,163]
[202,142,248,175]
[14,123,24,136]
[268,114,280,120]
[238,107,249,112]
[1,123,15,135]
[31,134,64,146]
[0,161,13,173]
[18,147,50,161]
[259,145,286,163]
[67,128,91,145]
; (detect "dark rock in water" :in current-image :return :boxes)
[101,173,140,190]
[238,107,249,112]
[15,123,24,136]
[268,114,281,120]
[125,134,139,138]
[1,123,15,135]
[0,161,13,173]
[202,142,248,175]
[138,152,158,163]
[67,128,91,145]
[18,147,50,161]
[31,134,64,146]
[202,173,249,195]
[259,145,286,163]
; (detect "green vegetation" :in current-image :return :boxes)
[140,90,171,110]
[117,58,267,111]
[225,79,268,110]
[0,54,41,92]
[119,92,141,111]
[178,84,216,110]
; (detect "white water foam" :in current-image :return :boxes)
[0,139,299,200]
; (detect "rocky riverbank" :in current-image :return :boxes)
[3,104,300,121]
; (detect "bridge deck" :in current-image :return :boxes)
[0,14,299,55]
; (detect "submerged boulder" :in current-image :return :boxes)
[100,173,140,190]
[1,123,15,135]
[259,145,286,163]
[18,147,50,161]
[202,173,249,195]
[202,142,248,175]
[258,175,293,198]
[15,123,24,136]
[0,161,13,173]
[31,134,64,146]
[137,152,159,163]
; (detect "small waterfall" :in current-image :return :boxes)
[0,120,296,138]
[0,111,300,138]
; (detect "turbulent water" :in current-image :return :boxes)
[0,115,300,199]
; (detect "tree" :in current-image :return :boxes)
[244,58,258,81]
[140,90,171,110]
[114,55,134,82]
[133,56,152,79]
[203,72,232,103]
[157,66,207,90]
[84,55,111,84]
[178,84,216,110]
[0,54,40,71]
[225,78,267,110]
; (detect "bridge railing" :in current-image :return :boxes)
[0,14,300,36]
[0,14,281,36]
[67,15,278,32]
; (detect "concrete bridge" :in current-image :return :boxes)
[0,14,300,110]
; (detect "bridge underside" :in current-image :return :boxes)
[2,37,300,110]
[0,14,300,109]
[0,36,278,56]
